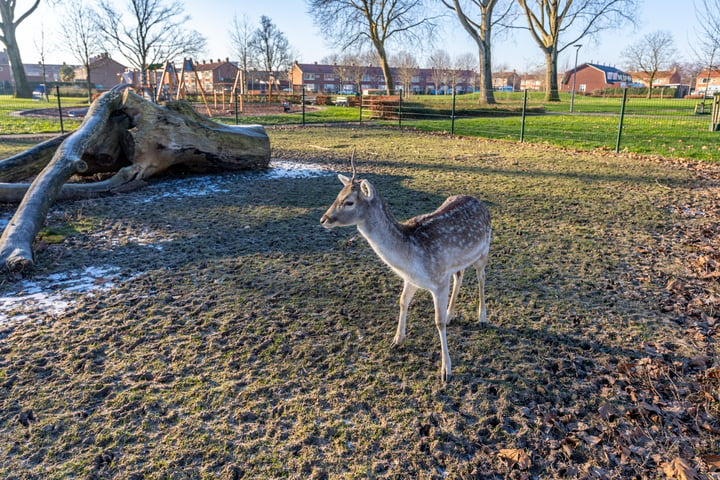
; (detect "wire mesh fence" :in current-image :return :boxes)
[2,87,718,161]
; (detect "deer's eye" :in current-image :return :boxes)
[344,201,354,207]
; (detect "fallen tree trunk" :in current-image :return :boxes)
[0,85,271,271]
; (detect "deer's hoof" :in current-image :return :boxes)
[392,335,406,347]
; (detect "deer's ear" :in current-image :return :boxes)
[360,179,374,200]
[338,174,352,186]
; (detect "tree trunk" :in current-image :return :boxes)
[3,31,32,98]
[0,86,128,270]
[478,40,496,105]
[0,85,271,271]
[544,50,560,102]
[375,44,395,93]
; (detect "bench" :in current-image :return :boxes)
[335,96,348,107]
[302,95,317,105]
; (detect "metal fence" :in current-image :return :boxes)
[2,87,719,161]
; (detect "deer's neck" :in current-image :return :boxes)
[356,197,417,275]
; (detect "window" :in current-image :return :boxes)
[303,73,315,80]
[324,73,334,80]
[324,83,337,92]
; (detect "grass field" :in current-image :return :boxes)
[0,126,718,478]
[0,95,85,134]
[2,91,718,161]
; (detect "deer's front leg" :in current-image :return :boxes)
[393,281,418,346]
[432,284,452,382]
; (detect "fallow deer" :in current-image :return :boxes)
[320,160,491,382]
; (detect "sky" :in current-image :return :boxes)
[14,0,699,74]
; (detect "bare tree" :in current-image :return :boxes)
[61,2,103,102]
[442,0,515,104]
[347,50,376,93]
[307,0,436,93]
[622,31,677,99]
[695,0,720,97]
[94,0,207,82]
[0,0,42,97]
[34,23,51,100]
[229,14,254,95]
[429,49,452,94]
[249,16,293,98]
[229,13,254,93]
[392,50,419,94]
[322,52,361,93]
[454,52,477,92]
[516,0,638,101]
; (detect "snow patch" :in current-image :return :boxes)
[0,265,126,325]
[134,159,331,204]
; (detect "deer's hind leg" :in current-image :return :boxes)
[431,283,452,382]
[393,280,418,346]
[446,269,465,325]
[474,258,487,325]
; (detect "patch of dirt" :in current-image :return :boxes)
[0,127,718,479]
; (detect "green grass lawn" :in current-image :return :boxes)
[2,92,717,162]
[0,127,717,478]
[0,95,84,134]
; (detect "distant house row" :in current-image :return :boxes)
[0,50,127,92]
[3,48,720,97]
[289,62,477,94]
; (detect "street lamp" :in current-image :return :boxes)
[570,44,582,113]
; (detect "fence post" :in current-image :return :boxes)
[451,88,457,135]
[56,85,65,134]
[520,89,528,142]
[398,90,402,128]
[301,88,306,126]
[234,89,239,125]
[359,94,363,123]
[615,88,628,153]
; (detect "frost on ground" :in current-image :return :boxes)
[0,159,331,325]
[0,265,125,325]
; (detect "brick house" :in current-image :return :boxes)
[628,67,681,88]
[73,53,126,89]
[694,69,720,95]
[520,73,544,91]
[289,62,477,94]
[492,71,521,91]
[0,48,66,91]
[0,49,12,90]
[182,58,239,94]
[560,63,632,93]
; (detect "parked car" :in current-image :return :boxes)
[32,84,46,100]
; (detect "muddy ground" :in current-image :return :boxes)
[0,126,718,479]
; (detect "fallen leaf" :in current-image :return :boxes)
[702,454,720,472]
[660,457,698,480]
[498,448,532,470]
[598,402,616,421]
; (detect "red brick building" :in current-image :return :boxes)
[628,68,681,88]
[492,71,521,91]
[289,62,477,94]
[73,53,126,89]
[183,58,239,94]
[695,69,720,95]
[561,63,632,93]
